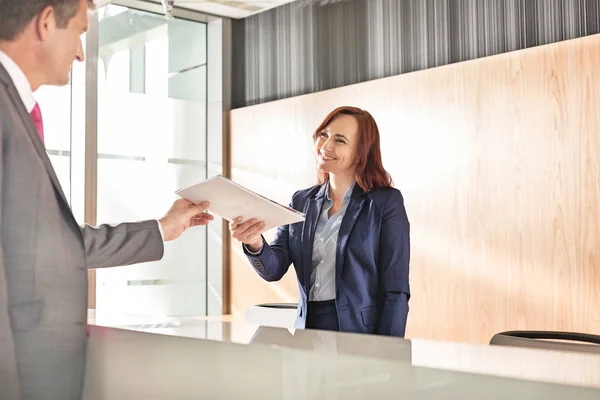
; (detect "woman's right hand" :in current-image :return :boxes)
[229,217,265,252]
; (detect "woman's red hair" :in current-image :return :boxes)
[312,106,392,192]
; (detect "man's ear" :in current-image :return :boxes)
[35,6,57,41]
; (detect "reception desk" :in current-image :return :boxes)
[82,315,600,399]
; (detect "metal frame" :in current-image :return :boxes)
[220,18,232,316]
[85,12,100,309]
[113,0,221,22]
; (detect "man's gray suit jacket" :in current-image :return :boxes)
[0,62,164,399]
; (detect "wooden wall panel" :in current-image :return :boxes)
[229,34,600,344]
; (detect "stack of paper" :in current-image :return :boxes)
[176,175,305,231]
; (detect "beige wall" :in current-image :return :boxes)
[228,34,600,344]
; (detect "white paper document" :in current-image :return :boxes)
[175,175,305,231]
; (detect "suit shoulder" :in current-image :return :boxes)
[367,186,405,204]
[291,184,321,203]
[370,187,410,226]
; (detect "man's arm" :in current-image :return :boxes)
[82,220,164,269]
[84,199,212,269]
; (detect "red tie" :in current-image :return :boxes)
[30,103,44,144]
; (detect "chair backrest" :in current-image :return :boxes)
[490,330,600,354]
[255,303,298,310]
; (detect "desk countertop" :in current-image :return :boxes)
[86,311,600,394]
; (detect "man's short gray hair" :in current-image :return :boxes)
[0,0,94,41]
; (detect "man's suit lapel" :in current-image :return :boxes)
[335,185,366,294]
[0,64,71,209]
[301,184,327,289]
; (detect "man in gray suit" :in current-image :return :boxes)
[0,0,214,398]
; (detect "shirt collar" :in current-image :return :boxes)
[325,181,356,203]
[0,50,36,113]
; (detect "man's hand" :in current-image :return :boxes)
[159,199,214,241]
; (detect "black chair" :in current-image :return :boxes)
[490,330,600,354]
[255,303,298,310]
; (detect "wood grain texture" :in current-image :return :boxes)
[229,34,600,344]
[88,271,96,309]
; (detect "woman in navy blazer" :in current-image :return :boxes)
[230,106,410,337]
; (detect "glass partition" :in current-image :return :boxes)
[94,4,208,317]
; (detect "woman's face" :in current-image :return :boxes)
[315,114,359,178]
